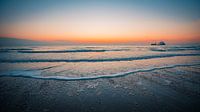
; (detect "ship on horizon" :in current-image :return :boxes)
[151,41,166,45]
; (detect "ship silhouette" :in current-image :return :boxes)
[151,41,166,45]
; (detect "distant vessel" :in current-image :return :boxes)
[151,41,166,45]
[158,41,166,45]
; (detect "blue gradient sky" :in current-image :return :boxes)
[0,0,200,44]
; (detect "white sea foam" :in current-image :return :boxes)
[0,45,199,81]
[0,63,199,81]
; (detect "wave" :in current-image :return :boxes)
[0,48,33,53]
[150,46,200,52]
[25,64,65,71]
[0,63,199,81]
[0,53,200,63]
[17,49,129,53]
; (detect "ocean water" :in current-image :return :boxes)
[0,45,200,80]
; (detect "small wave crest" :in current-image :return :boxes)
[150,46,200,52]
[0,53,200,63]
[0,48,33,53]
[17,49,129,53]
[0,63,199,81]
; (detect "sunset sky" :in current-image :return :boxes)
[0,0,200,44]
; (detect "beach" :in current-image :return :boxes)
[0,45,200,112]
[0,64,200,112]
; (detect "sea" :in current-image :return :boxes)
[0,45,200,80]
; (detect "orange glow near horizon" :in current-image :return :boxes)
[1,18,199,44]
[1,34,199,44]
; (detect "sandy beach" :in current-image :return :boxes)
[1,65,199,112]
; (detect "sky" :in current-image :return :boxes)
[0,0,200,44]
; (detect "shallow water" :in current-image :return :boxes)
[0,45,200,80]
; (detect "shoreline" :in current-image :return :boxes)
[0,63,200,81]
[0,65,200,112]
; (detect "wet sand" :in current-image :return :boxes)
[0,65,200,112]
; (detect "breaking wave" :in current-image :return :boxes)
[150,45,200,52]
[17,49,129,53]
[0,63,199,81]
[0,48,33,53]
[0,53,200,63]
